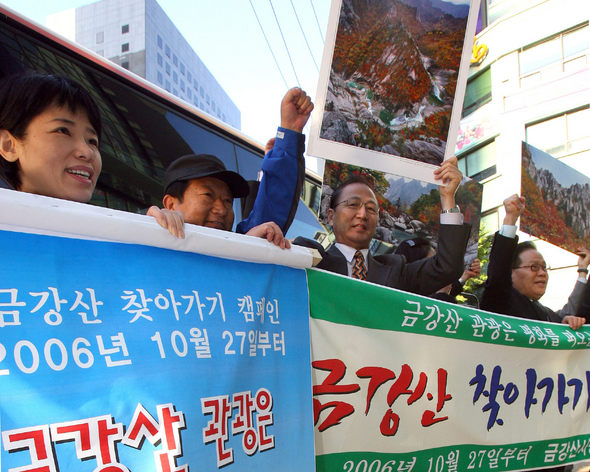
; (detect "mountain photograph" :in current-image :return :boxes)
[521,142,590,253]
[320,0,471,165]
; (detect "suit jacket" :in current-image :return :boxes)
[481,232,588,323]
[576,280,590,322]
[294,223,471,296]
[559,280,586,320]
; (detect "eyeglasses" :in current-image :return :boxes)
[335,197,379,215]
[514,264,550,273]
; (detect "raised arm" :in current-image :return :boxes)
[236,88,314,235]
[480,195,524,313]
[434,156,462,212]
[280,87,314,133]
[503,194,525,226]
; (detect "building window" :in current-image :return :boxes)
[165,80,170,92]
[526,107,590,163]
[173,71,178,83]
[457,139,497,181]
[173,54,178,66]
[157,35,163,48]
[121,61,129,69]
[187,88,192,99]
[480,211,500,234]
[165,45,170,58]
[206,94,210,105]
[180,80,185,92]
[121,24,129,34]
[180,63,185,75]
[157,71,163,84]
[165,63,171,75]
[483,0,515,28]
[519,23,589,86]
[187,71,192,82]
[96,31,104,44]
[157,53,163,66]
[200,86,204,98]
[462,68,491,117]
[121,43,129,53]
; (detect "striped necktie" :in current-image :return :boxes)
[352,250,367,280]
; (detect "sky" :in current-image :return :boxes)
[530,144,590,188]
[0,0,331,171]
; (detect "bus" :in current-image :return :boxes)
[0,4,326,240]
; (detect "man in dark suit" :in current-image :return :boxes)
[295,157,471,295]
[481,200,588,472]
[481,194,587,330]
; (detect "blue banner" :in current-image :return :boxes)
[0,230,314,471]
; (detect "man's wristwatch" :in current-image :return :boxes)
[441,205,461,214]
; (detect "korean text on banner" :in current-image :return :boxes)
[0,229,315,471]
[308,268,590,472]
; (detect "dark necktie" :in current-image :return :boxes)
[352,250,367,280]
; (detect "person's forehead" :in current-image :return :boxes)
[339,182,376,201]
[187,176,232,195]
[34,104,93,128]
[519,248,545,263]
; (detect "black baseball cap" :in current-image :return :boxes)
[163,153,249,198]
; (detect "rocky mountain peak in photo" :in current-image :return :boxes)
[322,0,469,164]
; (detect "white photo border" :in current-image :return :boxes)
[308,0,482,184]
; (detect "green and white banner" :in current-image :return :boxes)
[308,269,590,472]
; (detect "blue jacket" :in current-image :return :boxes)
[0,174,13,190]
[236,127,305,234]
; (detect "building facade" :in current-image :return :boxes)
[457,0,589,309]
[48,0,241,129]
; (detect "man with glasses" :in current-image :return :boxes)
[481,194,588,330]
[294,157,471,294]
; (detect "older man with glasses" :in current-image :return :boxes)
[294,157,471,295]
[481,194,589,331]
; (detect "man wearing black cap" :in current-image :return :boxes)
[148,88,313,247]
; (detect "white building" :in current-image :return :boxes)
[456,0,589,309]
[48,0,241,129]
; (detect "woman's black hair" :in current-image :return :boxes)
[394,237,436,263]
[0,73,102,189]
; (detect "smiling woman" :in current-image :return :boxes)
[0,73,102,202]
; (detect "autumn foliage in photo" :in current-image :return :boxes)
[320,0,471,163]
[520,143,590,253]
